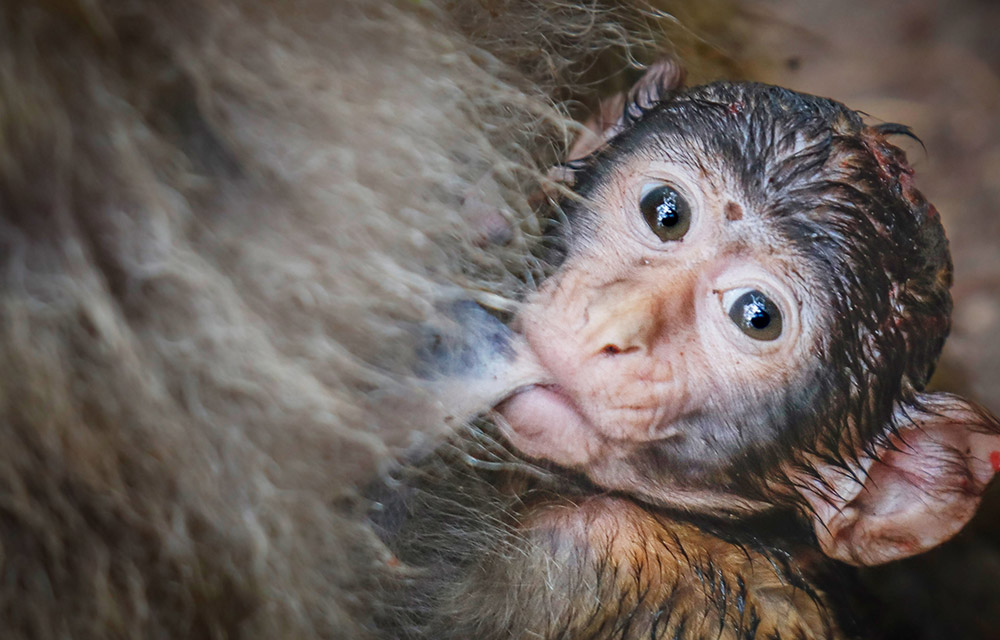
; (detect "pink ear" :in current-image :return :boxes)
[565,59,684,162]
[795,392,1000,566]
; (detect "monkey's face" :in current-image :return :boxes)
[499,143,830,511]
[487,81,998,564]
[488,81,995,535]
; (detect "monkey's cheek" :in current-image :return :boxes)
[497,386,602,468]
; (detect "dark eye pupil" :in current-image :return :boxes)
[728,290,782,341]
[744,294,771,329]
[640,185,690,241]
[655,192,680,227]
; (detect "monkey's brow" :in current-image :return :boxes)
[641,135,705,169]
[636,146,721,192]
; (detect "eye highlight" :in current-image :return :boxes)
[725,289,783,341]
[639,184,691,242]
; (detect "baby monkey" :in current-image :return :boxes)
[380,64,1000,640]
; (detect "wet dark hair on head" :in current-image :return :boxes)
[570,82,953,492]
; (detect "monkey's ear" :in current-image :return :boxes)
[796,392,1000,566]
[565,59,684,162]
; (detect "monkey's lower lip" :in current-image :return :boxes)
[496,384,599,466]
[499,383,580,413]
[522,383,580,410]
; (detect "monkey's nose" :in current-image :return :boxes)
[582,286,660,358]
[580,270,698,361]
[592,318,654,358]
[600,343,640,356]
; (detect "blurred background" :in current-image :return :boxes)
[745,1,1000,636]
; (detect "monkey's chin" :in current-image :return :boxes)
[497,384,604,468]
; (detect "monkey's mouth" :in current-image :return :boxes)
[502,383,583,416]
[495,383,604,467]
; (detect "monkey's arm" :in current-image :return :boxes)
[426,496,843,640]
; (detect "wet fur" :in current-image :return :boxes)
[374,424,871,640]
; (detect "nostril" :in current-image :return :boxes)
[601,344,640,356]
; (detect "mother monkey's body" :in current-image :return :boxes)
[378,77,1000,639]
[0,1,756,638]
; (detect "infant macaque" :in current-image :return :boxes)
[395,63,1000,640]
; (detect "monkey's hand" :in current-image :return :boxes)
[565,58,685,163]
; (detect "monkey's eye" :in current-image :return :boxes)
[725,289,783,341]
[639,184,691,242]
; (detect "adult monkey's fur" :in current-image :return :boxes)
[0,0,746,638]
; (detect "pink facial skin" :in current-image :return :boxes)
[497,154,813,507]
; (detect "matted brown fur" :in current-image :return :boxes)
[430,495,844,639]
[0,1,746,638]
